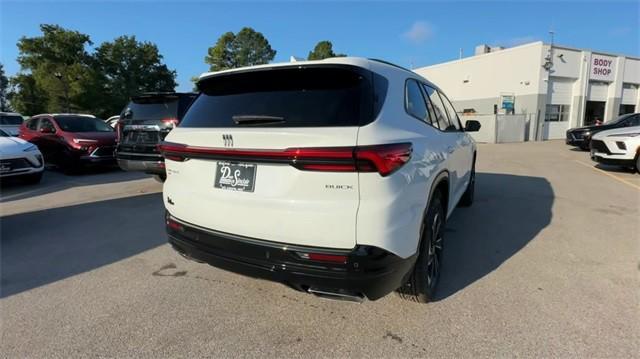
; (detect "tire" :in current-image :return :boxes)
[397,191,445,303]
[23,172,43,184]
[458,158,475,207]
[636,154,640,174]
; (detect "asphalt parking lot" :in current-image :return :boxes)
[1,140,638,358]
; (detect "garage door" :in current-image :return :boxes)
[588,82,609,101]
[621,83,638,104]
[548,78,574,105]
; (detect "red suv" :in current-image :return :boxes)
[19,114,117,169]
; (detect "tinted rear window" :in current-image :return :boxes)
[55,116,113,132]
[0,115,23,125]
[121,98,179,121]
[181,66,376,128]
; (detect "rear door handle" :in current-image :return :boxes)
[446,146,455,154]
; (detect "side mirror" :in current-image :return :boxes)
[39,127,54,134]
[464,120,481,132]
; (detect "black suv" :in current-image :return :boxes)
[566,112,640,150]
[116,92,197,179]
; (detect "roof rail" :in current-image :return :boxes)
[368,58,414,73]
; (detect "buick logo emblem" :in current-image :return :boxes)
[223,134,233,147]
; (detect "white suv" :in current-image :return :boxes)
[160,57,480,303]
[590,124,640,173]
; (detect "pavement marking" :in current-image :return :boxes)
[574,160,640,191]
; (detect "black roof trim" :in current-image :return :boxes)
[368,58,414,74]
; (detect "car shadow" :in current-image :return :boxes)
[435,172,554,301]
[594,163,636,174]
[0,193,166,298]
[568,147,588,152]
[0,166,151,203]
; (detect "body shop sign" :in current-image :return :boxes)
[590,55,616,81]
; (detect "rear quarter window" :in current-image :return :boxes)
[181,66,378,128]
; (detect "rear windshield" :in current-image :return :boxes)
[121,95,196,121]
[55,116,113,132]
[121,98,178,121]
[180,66,377,128]
[0,115,23,125]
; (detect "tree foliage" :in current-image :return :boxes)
[307,41,345,60]
[15,24,94,114]
[9,24,177,118]
[9,74,48,115]
[0,63,10,111]
[93,35,177,117]
[205,27,276,71]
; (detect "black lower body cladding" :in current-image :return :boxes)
[165,213,416,300]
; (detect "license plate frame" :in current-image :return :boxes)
[214,161,257,192]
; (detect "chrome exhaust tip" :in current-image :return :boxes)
[307,288,364,303]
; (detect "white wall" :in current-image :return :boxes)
[416,41,640,139]
[496,115,527,142]
[414,42,545,115]
[548,47,582,78]
[623,58,640,84]
[463,115,496,143]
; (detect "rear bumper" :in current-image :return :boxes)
[166,214,416,300]
[117,156,165,175]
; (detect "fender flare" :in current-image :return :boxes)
[411,170,449,255]
[428,170,450,215]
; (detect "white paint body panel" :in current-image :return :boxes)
[0,135,44,177]
[164,58,476,259]
[591,125,640,161]
[164,127,360,250]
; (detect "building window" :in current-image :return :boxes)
[619,104,636,115]
[545,104,570,122]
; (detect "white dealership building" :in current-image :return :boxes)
[414,41,640,140]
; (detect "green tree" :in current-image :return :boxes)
[307,41,345,60]
[93,35,177,117]
[16,24,95,113]
[205,27,276,71]
[9,74,48,115]
[0,63,10,111]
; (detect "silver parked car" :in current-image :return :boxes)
[0,112,25,136]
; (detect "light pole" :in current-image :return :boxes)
[54,72,70,113]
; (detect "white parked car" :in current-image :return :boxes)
[590,125,640,173]
[159,57,480,303]
[0,128,44,183]
[0,112,25,136]
[105,115,120,128]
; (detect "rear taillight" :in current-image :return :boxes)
[158,142,412,177]
[162,117,179,128]
[355,143,413,176]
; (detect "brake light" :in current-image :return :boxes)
[158,142,412,176]
[162,117,179,128]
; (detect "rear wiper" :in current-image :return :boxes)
[232,115,285,126]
